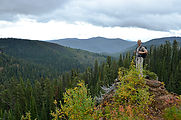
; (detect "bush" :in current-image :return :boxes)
[51,80,95,120]
[143,69,158,80]
[21,112,32,120]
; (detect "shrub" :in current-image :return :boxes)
[143,69,158,80]
[21,112,32,120]
[51,80,95,120]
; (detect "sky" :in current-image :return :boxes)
[0,0,181,42]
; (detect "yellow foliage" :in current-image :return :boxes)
[51,80,95,120]
[99,58,154,120]
[21,112,33,120]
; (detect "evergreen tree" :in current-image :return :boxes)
[118,53,123,67]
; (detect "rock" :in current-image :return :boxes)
[145,79,169,97]
[145,79,163,88]
[145,79,181,119]
[97,78,181,120]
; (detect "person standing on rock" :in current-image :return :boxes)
[134,40,148,77]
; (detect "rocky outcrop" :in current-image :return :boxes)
[97,79,181,120]
[145,79,180,119]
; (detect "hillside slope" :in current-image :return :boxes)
[0,38,106,73]
[0,53,59,83]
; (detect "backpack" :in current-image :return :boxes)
[136,45,148,58]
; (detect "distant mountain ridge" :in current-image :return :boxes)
[48,37,137,54]
[125,36,181,54]
[143,36,181,46]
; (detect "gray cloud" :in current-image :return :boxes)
[54,0,181,31]
[0,0,69,21]
[1,0,181,31]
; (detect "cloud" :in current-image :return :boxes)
[1,18,181,42]
[0,0,69,21]
[1,0,181,31]
[51,0,181,31]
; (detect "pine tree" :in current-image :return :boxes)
[93,60,99,86]
[123,52,131,68]
[111,60,118,80]
[175,60,181,94]
[104,56,112,85]
[171,40,179,73]
[118,53,123,67]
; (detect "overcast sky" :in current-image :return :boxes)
[0,0,181,42]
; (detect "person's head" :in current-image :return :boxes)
[137,40,142,46]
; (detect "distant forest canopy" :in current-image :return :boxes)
[0,38,106,74]
[0,38,181,119]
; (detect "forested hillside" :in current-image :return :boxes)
[0,54,60,83]
[0,53,57,119]
[0,38,106,119]
[0,38,106,73]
